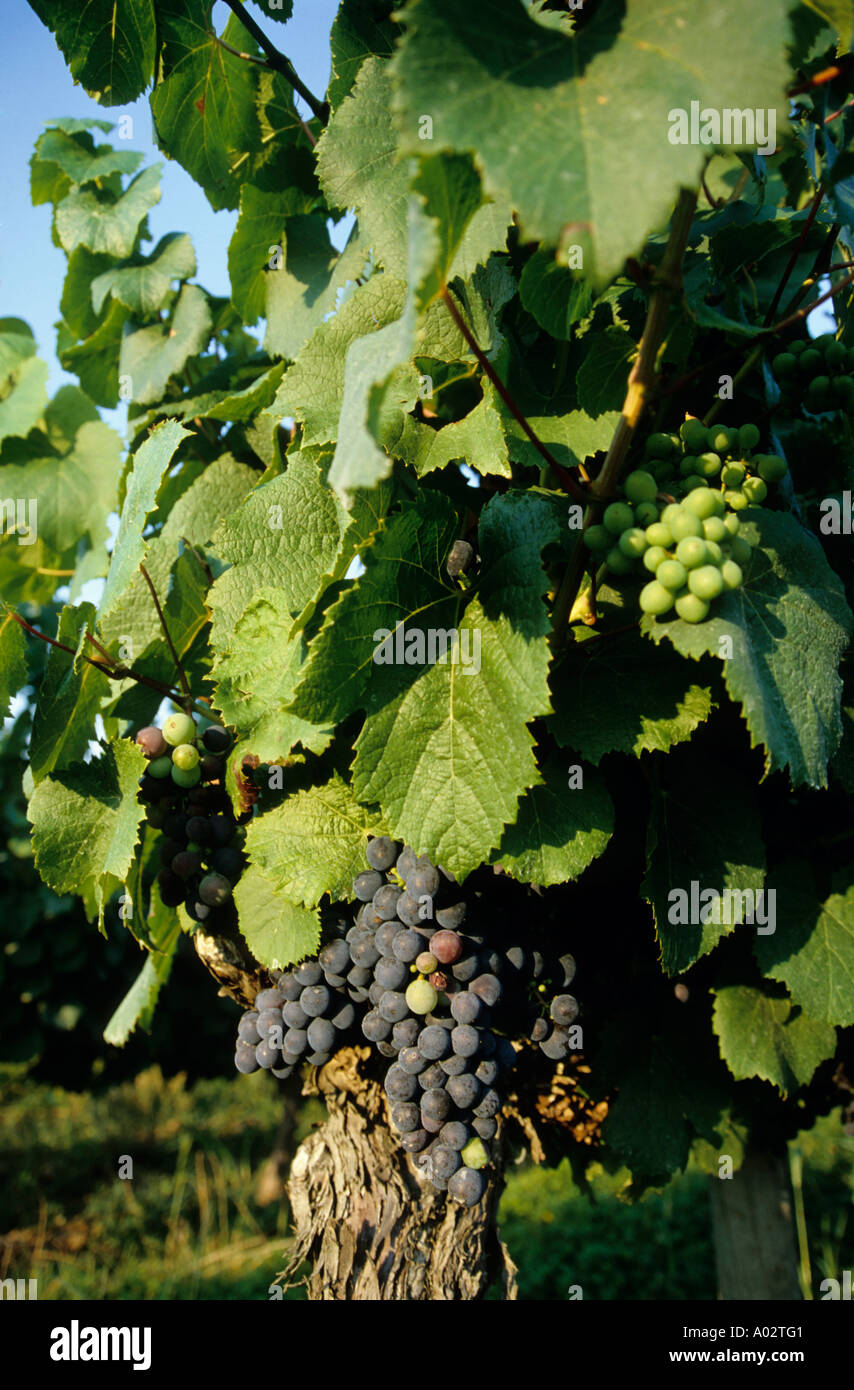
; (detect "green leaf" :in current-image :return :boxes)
[28,0,156,104]
[119,284,213,404]
[519,250,593,340]
[500,402,619,472]
[234,864,319,972]
[576,326,636,415]
[754,865,854,1028]
[103,886,181,1045]
[245,772,382,908]
[391,0,792,284]
[211,587,333,761]
[44,385,98,451]
[328,0,400,111]
[328,319,420,497]
[28,739,147,929]
[0,604,28,716]
[264,216,369,360]
[32,127,143,188]
[248,0,293,21]
[1,418,122,553]
[29,602,112,784]
[642,749,766,975]
[61,248,114,339]
[643,512,853,789]
[55,163,161,257]
[228,185,314,328]
[99,419,191,620]
[550,633,714,764]
[137,360,285,428]
[712,985,836,1094]
[0,355,49,444]
[411,380,511,479]
[802,1,854,49]
[91,233,197,315]
[59,300,128,407]
[0,318,38,381]
[411,154,495,310]
[492,756,613,887]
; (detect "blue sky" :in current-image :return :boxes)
[0,0,341,408]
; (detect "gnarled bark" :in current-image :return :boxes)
[284,1047,518,1300]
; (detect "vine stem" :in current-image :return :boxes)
[439,286,591,504]
[221,0,329,123]
[139,563,193,708]
[764,183,824,326]
[551,187,698,644]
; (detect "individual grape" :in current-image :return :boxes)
[686,565,723,601]
[550,994,580,1026]
[136,725,168,759]
[148,756,173,780]
[368,980,386,1006]
[330,1001,356,1032]
[602,501,635,534]
[446,1073,481,1109]
[696,452,723,480]
[540,1026,571,1060]
[396,891,423,928]
[742,476,767,504]
[172,742,200,772]
[680,418,708,452]
[171,763,201,789]
[418,1024,452,1060]
[448,1167,487,1206]
[683,487,718,520]
[283,995,309,1028]
[618,527,648,559]
[421,1088,451,1124]
[654,559,686,592]
[495,1037,518,1072]
[376,1040,396,1058]
[202,725,232,754]
[643,544,668,574]
[255,1038,280,1070]
[675,592,710,623]
[701,516,728,544]
[461,1136,490,1171]
[390,1101,420,1133]
[162,712,196,747]
[347,965,372,988]
[300,985,330,1018]
[605,546,633,575]
[669,510,703,542]
[470,974,502,1007]
[353,870,383,901]
[623,469,658,503]
[197,872,231,907]
[583,524,611,552]
[157,869,186,908]
[350,936,380,969]
[270,1063,295,1080]
[362,1010,391,1042]
[435,902,466,930]
[379,991,409,1023]
[418,1062,447,1092]
[237,1012,261,1045]
[307,1017,336,1054]
[431,1145,461,1183]
[210,845,242,880]
[529,1017,549,1043]
[392,1018,420,1050]
[400,1128,429,1153]
[235,1041,260,1074]
[395,846,417,882]
[257,1006,284,1036]
[473,1088,501,1119]
[708,426,735,456]
[393,930,423,963]
[185,898,211,924]
[674,537,708,570]
[172,850,202,878]
[440,1053,468,1076]
[375,919,403,956]
[372,884,402,920]
[410,864,440,898]
[721,461,746,487]
[772,352,796,377]
[639,580,674,616]
[406,978,438,1015]
[439,1120,470,1152]
[447,539,474,577]
[319,939,351,977]
[475,1058,499,1087]
[385,1065,418,1102]
[727,535,753,566]
[634,501,660,527]
[473,1116,497,1143]
[756,453,787,483]
[737,422,760,451]
[415,951,439,975]
[450,991,483,1025]
[720,560,743,590]
[278,972,302,1003]
[365,836,398,871]
[375,957,409,991]
[429,929,463,965]
[452,954,480,984]
[645,521,673,549]
[399,1046,428,1075]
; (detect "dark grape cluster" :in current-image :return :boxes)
[772,333,854,415]
[583,419,787,623]
[232,835,581,1209]
[135,712,243,929]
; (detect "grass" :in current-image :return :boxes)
[1,1064,851,1300]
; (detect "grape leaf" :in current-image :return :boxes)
[1,418,121,554]
[28,739,147,929]
[550,632,714,764]
[802,0,854,49]
[642,749,766,975]
[248,0,294,21]
[492,756,613,887]
[91,233,197,316]
[59,300,128,407]
[576,326,636,416]
[328,318,420,497]
[119,284,213,405]
[328,0,400,111]
[519,250,593,340]
[61,248,114,339]
[228,185,317,328]
[642,511,853,789]
[31,127,143,188]
[0,355,49,444]
[0,318,38,381]
[712,985,837,1094]
[136,361,285,431]
[0,603,28,716]
[55,163,161,258]
[264,215,369,361]
[244,773,382,908]
[103,885,181,1045]
[234,864,320,972]
[411,380,511,479]
[28,0,156,104]
[500,402,620,472]
[99,419,191,620]
[29,602,111,784]
[391,0,792,285]
[754,865,854,1028]
[44,385,101,453]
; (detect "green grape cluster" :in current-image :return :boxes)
[582,418,788,623]
[771,333,854,415]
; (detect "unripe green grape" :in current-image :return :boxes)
[645,522,673,548]
[703,539,723,564]
[172,743,200,771]
[737,423,760,452]
[657,559,688,591]
[683,487,718,520]
[789,340,806,357]
[724,489,749,511]
[606,546,634,575]
[648,458,673,483]
[688,565,724,600]
[813,332,836,353]
[680,418,708,453]
[825,341,846,370]
[723,512,741,536]
[675,592,710,623]
[172,763,201,788]
[728,535,753,566]
[660,503,683,526]
[584,524,611,551]
[461,1136,489,1170]
[634,501,660,527]
[645,431,674,459]
[163,712,196,747]
[696,451,722,478]
[702,516,728,543]
[406,978,438,1015]
[835,375,854,406]
[680,454,700,477]
[681,475,706,493]
[603,501,635,534]
[720,560,743,590]
[148,756,173,779]
[675,537,708,570]
[742,476,767,504]
[708,426,735,456]
[623,469,658,503]
[639,580,675,615]
[756,453,787,484]
[721,461,745,487]
[618,527,648,558]
[772,352,796,377]
[806,375,831,405]
[800,348,822,377]
[643,544,668,573]
[670,510,703,541]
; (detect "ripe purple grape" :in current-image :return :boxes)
[365,836,398,871]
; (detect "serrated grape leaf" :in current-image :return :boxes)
[28,739,147,929]
[137,360,285,429]
[1,418,121,553]
[32,127,143,188]
[248,0,293,21]
[245,773,382,908]
[316,56,408,276]
[207,451,347,652]
[492,756,612,887]
[328,317,420,497]
[29,602,111,784]
[228,185,316,327]
[411,380,511,479]
[151,3,262,209]
[802,0,854,48]
[0,604,28,716]
[519,250,593,340]
[264,216,369,361]
[351,491,560,878]
[61,248,114,339]
[642,749,766,975]
[91,232,196,316]
[210,587,333,761]
[550,632,714,763]
[0,318,38,380]
[55,163,161,258]
[754,864,854,1027]
[103,886,181,1045]
[500,402,619,472]
[411,154,494,310]
[234,863,320,971]
[99,419,190,620]
[28,0,156,104]
[119,283,213,404]
[576,326,636,416]
[328,0,400,111]
[391,0,791,285]
[59,300,128,407]
[269,274,407,446]
[712,985,836,1094]
[0,355,49,444]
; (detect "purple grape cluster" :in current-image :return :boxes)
[234,945,358,1077]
